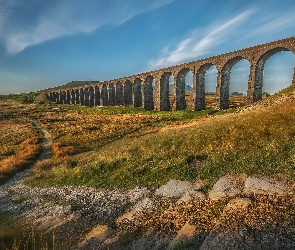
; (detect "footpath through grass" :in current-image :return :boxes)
[26,93,295,190]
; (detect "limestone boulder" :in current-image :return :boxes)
[244,176,292,196]
[155,179,192,198]
[209,175,244,200]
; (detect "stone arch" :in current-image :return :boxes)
[175,68,193,110]
[195,63,217,110]
[101,84,108,106]
[108,83,115,106]
[220,56,250,109]
[160,72,173,111]
[134,78,143,107]
[89,86,94,106]
[254,47,293,101]
[143,75,154,110]
[115,81,124,106]
[124,80,133,106]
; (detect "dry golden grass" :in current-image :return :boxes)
[0,119,42,182]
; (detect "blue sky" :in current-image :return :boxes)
[1,0,295,94]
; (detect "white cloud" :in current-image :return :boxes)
[242,10,295,40]
[1,0,174,55]
[146,9,255,70]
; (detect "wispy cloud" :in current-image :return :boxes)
[241,10,295,41]
[146,9,255,70]
[1,0,174,55]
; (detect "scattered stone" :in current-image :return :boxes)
[131,227,173,250]
[117,197,154,223]
[222,198,251,215]
[199,224,295,250]
[167,222,197,250]
[244,176,292,196]
[155,179,192,198]
[78,225,113,250]
[209,175,244,200]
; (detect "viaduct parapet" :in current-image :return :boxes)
[48,37,295,111]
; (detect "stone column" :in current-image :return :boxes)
[253,65,264,102]
[108,84,115,106]
[84,89,89,106]
[154,77,161,111]
[74,89,79,104]
[160,74,170,111]
[89,87,94,106]
[292,67,295,85]
[195,73,206,110]
[71,90,75,104]
[219,70,230,109]
[134,80,142,107]
[100,85,107,106]
[115,83,123,106]
[215,70,222,110]
[56,92,60,103]
[79,89,85,105]
[94,86,100,106]
[246,63,256,105]
[143,77,154,110]
[175,73,186,110]
[124,82,133,106]
[66,90,71,104]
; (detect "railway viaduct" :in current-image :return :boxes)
[48,37,295,111]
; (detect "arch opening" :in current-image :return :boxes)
[195,63,217,110]
[254,48,295,101]
[222,57,250,108]
[263,50,295,96]
[174,68,192,110]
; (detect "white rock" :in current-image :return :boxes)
[155,179,192,198]
[244,176,292,196]
[209,175,243,200]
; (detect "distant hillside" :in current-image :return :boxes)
[169,84,193,92]
[43,81,99,92]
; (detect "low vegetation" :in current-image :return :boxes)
[0,118,42,184]
[4,88,288,191]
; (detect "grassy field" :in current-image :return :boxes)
[0,89,284,191]
[1,90,295,249]
[0,101,43,184]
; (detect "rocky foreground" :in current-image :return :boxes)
[0,122,294,250]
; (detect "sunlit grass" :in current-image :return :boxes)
[27,90,295,190]
[0,120,42,184]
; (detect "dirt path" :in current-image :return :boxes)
[0,120,52,188]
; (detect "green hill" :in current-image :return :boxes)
[43,80,99,92]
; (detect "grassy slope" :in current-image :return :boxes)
[26,86,295,190]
